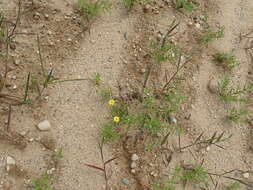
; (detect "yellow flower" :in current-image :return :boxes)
[113,116,120,123]
[108,99,115,105]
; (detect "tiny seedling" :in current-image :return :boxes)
[91,72,101,86]
[218,76,253,102]
[173,0,199,12]
[76,0,112,21]
[223,182,240,190]
[213,51,239,70]
[121,0,139,10]
[154,182,176,190]
[201,26,224,44]
[33,174,52,190]
[227,107,249,123]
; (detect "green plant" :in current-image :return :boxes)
[91,72,101,86]
[213,51,239,70]
[76,0,112,21]
[173,165,209,188]
[100,88,112,102]
[227,107,249,123]
[150,40,181,65]
[223,182,240,190]
[121,0,139,10]
[101,123,119,143]
[154,182,176,190]
[201,26,225,44]
[218,76,253,102]
[173,0,199,12]
[33,174,52,190]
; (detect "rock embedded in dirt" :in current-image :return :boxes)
[143,4,151,13]
[195,23,201,29]
[6,156,16,172]
[243,172,250,178]
[169,117,177,124]
[208,78,219,94]
[131,154,139,161]
[130,162,137,169]
[122,178,130,185]
[37,120,51,131]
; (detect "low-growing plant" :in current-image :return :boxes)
[121,0,139,10]
[213,51,239,70]
[218,76,253,102]
[91,72,101,86]
[150,40,181,65]
[33,174,52,190]
[100,88,112,102]
[76,0,112,21]
[173,165,209,188]
[101,123,119,143]
[173,0,199,12]
[223,182,240,190]
[201,26,225,44]
[227,107,249,123]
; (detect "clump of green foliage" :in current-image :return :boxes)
[33,174,52,190]
[218,76,253,102]
[91,72,101,86]
[121,0,139,10]
[173,165,209,188]
[213,51,239,70]
[201,26,225,44]
[227,107,249,123]
[155,164,209,189]
[150,40,181,65]
[76,0,112,21]
[173,0,199,12]
[101,123,119,143]
[223,182,240,190]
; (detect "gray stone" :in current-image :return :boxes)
[122,178,130,185]
[37,120,51,131]
[130,162,137,169]
[6,156,16,172]
[131,154,139,161]
[208,78,219,94]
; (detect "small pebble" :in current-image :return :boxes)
[141,68,146,74]
[195,23,201,29]
[206,146,210,151]
[37,120,51,131]
[44,14,49,19]
[6,156,16,172]
[130,162,137,169]
[143,4,151,13]
[169,117,177,124]
[122,178,130,185]
[208,78,219,94]
[131,154,139,161]
[131,169,136,174]
[243,173,250,179]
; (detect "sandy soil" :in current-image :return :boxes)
[0,0,252,190]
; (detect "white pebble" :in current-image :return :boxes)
[131,154,139,161]
[130,162,137,169]
[37,120,51,131]
[243,173,250,178]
